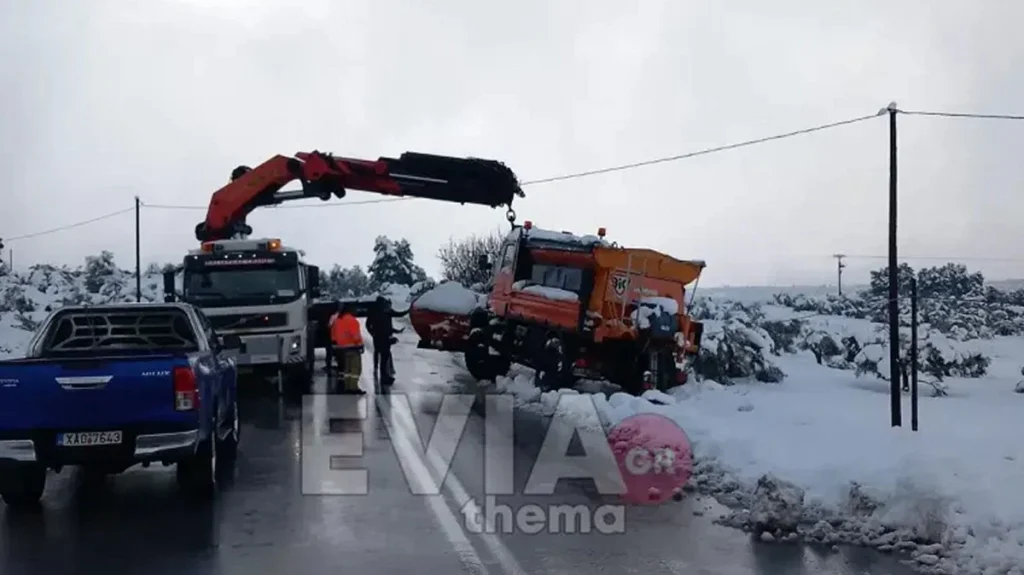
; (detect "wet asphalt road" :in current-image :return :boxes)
[0,332,918,575]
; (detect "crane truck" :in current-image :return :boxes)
[163,150,523,395]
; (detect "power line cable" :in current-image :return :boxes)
[838,254,1024,263]
[519,113,881,186]
[4,207,135,242]
[899,110,1024,121]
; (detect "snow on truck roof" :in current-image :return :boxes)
[509,225,608,247]
[511,224,706,272]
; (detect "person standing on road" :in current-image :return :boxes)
[366,295,408,388]
[329,303,365,395]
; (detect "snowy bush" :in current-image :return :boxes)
[84,250,117,294]
[436,230,504,287]
[1,254,169,358]
[847,327,988,396]
[772,292,872,320]
[775,262,1024,342]
[690,297,785,384]
[800,330,846,367]
[408,278,437,299]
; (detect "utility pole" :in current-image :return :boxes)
[833,254,846,296]
[135,196,142,302]
[886,102,902,428]
[910,277,919,432]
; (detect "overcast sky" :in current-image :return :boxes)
[2,0,1024,287]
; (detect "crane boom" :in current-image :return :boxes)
[195,150,525,241]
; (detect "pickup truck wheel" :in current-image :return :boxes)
[176,437,216,499]
[1,466,46,508]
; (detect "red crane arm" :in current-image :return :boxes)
[195,150,525,241]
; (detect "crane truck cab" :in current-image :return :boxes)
[162,237,320,395]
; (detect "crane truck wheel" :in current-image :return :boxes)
[284,365,312,396]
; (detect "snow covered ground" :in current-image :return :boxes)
[3,264,1023,574]
[482,295,1024,575]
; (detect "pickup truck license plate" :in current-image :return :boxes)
[57,431,123,447]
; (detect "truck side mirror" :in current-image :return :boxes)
[308,265,321,298]
[162,270,176,302]
[477,253,493,272]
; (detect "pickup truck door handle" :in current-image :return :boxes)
[55,375,113,390]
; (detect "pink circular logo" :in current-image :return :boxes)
[607,413,693,505]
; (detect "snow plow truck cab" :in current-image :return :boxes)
[410,221,705,393]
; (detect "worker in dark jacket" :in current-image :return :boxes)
[365,295,408,387]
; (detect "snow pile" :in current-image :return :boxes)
[630,296,679,329]
[490,358,1024,574]
[513,283,579,302]
[411,280,486,315]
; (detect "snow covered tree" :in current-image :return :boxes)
[865,263,916,300]
[437,230,503,287]
[320,264,372,298]
[368,236,426,289]
[916,263,984,299]
[84,250,117,294]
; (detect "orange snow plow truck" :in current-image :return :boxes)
[410,221,705,394]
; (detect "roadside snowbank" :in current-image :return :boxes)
[491,350,1024,574]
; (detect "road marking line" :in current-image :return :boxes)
[388,381,528,575]
[382,397,494,575]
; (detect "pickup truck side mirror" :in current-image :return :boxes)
[477,253,493,272]
[220,334,245,352]
[163,270,176,303]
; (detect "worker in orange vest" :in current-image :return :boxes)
[329,303,365,395]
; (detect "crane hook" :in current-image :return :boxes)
[506,208,517,228]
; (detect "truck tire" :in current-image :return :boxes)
[464,345,493,381]
[537,336,575,390]
[284,364,312,396]
[176,435,216,499]
[464,328,509,382]
[0,465,46,508]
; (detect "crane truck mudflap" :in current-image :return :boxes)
[0,356,201,463]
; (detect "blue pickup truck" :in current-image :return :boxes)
[0,302,241,506]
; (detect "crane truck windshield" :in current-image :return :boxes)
[181,250,302,307]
